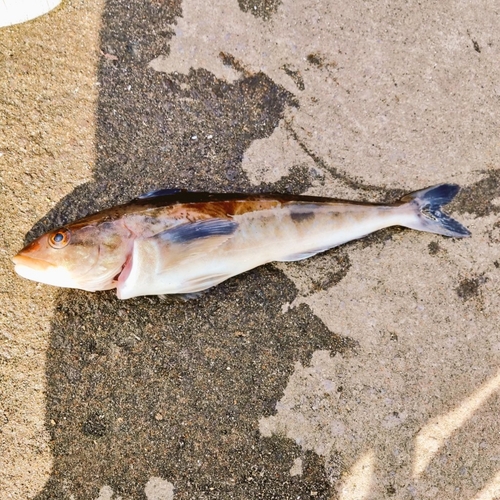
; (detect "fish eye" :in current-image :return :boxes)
[48,228,71,249]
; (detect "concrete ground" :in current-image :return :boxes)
[1,0,499,498]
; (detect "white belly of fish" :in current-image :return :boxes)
[116,204,403,300]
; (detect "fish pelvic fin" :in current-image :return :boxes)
[399,183,471,238]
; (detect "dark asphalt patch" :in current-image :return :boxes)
[455,169,500,217]
[238,0,282,20]
[30,0,355,498]
[37,269,353,499]
[455,274,488,301]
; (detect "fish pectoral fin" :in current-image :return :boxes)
[158,290,207,301]
[175,290,207,301]
[153,218,238,272]
[277,246,332,262]
[157,218,238,244]
[180,272,235,293]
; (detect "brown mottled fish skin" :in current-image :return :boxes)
[12,185,470,299]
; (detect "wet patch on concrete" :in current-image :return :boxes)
[281,64,305,91]
[238,0,282,20]
[258,164,319,194]
[282,121,406,199]
[455,274,488,301]
[219,51,249,76]
[277,250,352,297]
[428,241,441,255]
[305,53,337,71]
[454,169,500,217]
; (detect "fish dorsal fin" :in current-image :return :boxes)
[137,188,186,199]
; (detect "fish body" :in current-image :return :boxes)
[13,184,470,300]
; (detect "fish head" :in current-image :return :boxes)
[12,221,132,292]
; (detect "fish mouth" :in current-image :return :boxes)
[12,253,56,272]
[12,252,79,289]
[13,250,118,292]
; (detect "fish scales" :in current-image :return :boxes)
[12,184,471,300]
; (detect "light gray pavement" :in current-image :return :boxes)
[1,0,500,499]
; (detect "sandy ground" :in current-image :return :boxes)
[1,0,499,499]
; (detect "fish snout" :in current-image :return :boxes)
[12,253,55,272]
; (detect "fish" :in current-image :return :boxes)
[12,184,470,300]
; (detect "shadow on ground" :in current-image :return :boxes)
[31,1,355,498]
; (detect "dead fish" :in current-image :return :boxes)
[12,184,470,300]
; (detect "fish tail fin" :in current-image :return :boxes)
[398,183,471,238]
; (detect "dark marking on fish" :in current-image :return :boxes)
[290,211,315,223]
